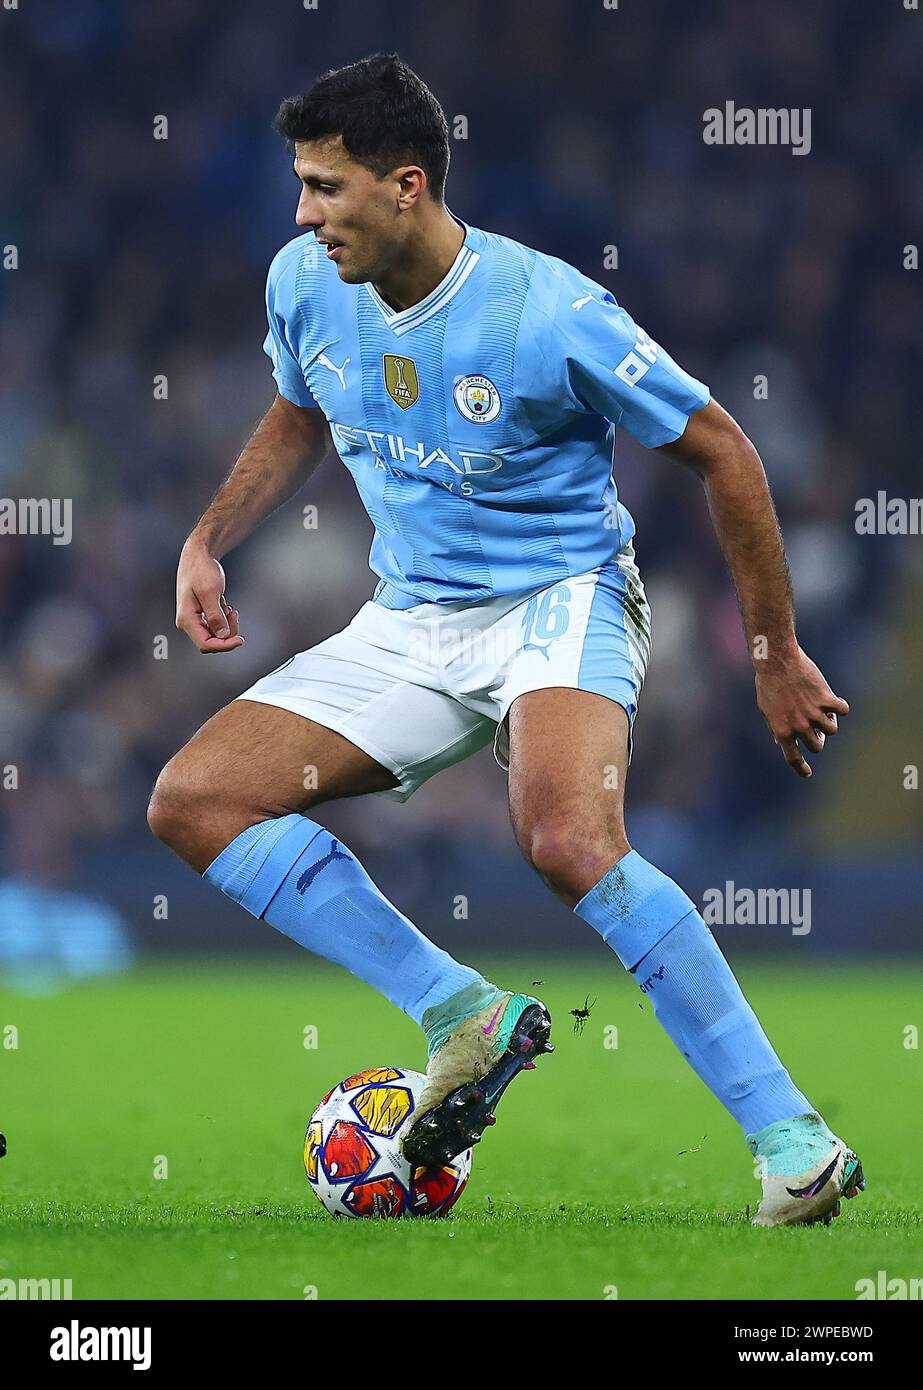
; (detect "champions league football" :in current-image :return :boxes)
[304,1068,472,1218]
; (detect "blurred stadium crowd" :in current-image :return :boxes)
[1,0,921,960]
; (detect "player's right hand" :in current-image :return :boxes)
[175,544,245,654]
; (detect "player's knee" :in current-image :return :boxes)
[147,757,212,861]
[521,815,630,906]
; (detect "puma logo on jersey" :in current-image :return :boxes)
[572,294,595,311]
[318,352,351,390]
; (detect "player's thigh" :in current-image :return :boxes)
[238,634,493,804]
[506,687,631,872]
[152,625,493,869]
[169,697,398,815]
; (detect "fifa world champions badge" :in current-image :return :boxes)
[383,354,420,410]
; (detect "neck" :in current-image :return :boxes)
[371,209,465,312]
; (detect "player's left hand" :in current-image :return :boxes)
[754,645,849,779]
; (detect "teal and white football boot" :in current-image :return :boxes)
[748,1112,865,1227]
[401,983,553,1168]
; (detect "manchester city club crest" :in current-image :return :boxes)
[383,354,420,409]
[453,373,502,424]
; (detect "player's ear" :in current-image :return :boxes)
[394,165,427,210]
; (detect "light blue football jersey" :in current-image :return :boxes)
[264,218,709,608]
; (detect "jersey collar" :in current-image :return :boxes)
[365,215,480,337]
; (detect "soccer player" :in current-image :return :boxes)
[148,54,863,1227]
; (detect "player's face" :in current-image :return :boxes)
[292,138,408,284]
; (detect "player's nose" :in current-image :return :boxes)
[295,189,322,229]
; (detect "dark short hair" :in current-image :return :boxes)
[274,53,450,204]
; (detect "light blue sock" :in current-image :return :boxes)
[204,814,483,1024]
[574,850,813,1134]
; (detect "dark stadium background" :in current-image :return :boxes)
[1,0,921,973]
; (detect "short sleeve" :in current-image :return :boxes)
[560,289,710,447]
[263,251,319,410]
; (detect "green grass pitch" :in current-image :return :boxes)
[0,958,919,1300]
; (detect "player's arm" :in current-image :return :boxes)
[656,398,848,777]
[176,394,331,653]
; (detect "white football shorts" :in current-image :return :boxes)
[236,543,651,801]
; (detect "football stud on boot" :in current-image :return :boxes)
[748,1112,865,1228]
[401,982,553,1168]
